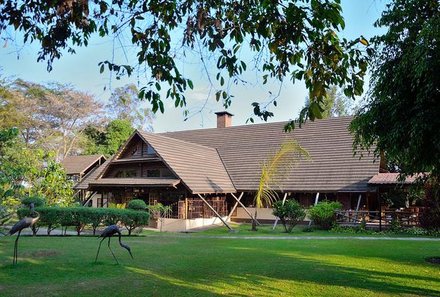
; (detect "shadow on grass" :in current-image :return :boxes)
[1,236,439,296]
[122,242,440,296]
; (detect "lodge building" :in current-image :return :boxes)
[71,113,403,231]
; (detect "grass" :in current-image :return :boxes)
[1,233,439,296]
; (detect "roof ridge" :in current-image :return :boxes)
[158,115,354,134]
[139,130,218,151]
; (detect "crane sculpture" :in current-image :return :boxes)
[95,225,133,264]
[8,203,40,264]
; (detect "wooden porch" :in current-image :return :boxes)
[335,208,424,229]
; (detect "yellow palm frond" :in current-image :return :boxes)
[254,140,310,208]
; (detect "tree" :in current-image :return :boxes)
[32,159,74,207]
[303,85,353,119]
[0,79,102,157]
[0,128,74,208]
[0,128,22,224]
[106,84,154,131]
[84,119,134,156]
[0,1,369,126]
[253,140,309,231]
[350,0,440,179]
[0,81,47,144]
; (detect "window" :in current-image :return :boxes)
[161,168,174,178]
[146,169,160,177]
[146,144,156,155]
[115,170,137,178]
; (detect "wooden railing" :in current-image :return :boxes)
[335,210,421,227]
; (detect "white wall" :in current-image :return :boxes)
[156,216,228,232]
[234,207,277,220]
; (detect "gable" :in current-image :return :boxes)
[138,132,236,194]
[118,134,157,159]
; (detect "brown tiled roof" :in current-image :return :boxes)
[74,159,112,190]
[368,173,419,185]
[138,132,236,194]
[162,116,380,192]
[89,178,180,187]
[62,154,106,175]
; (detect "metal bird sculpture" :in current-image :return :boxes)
[95,225,133,264]
[9,203,40,264]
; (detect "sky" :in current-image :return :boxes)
[0,0,388,133]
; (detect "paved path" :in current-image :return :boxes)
[142,234,440,241]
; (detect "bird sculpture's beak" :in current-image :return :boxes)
[128,249,134,259]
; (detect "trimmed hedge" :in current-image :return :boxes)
[17,207,149,236]
[127,199,147,211]
[21,195,45,207]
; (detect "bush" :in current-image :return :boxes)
[84,208,106,235]
[121,210,149,235]
[38,207,61,235]
[103,208,125,225]
[420,180,440,231]
[420,206,440,231]
[308,201,342,230]
[127,199,147,211]
[21,195,45,207]
[273,200,306,233]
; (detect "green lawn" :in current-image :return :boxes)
[1,234,439,297]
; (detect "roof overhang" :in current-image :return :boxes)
[89,178,181,188]
[368,173,422,185]
[63,154,106,175]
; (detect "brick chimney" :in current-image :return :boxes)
[215,111,233,128]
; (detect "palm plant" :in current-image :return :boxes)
[252,140,310,231]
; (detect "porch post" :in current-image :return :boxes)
[378,191,382,231]
[355,194,362,222]
[226,192,244,222]
[273,192,288,230]
[197,194,232,230]
[184,198,188,220]
[308,192,320,226]
[231,193,261,226]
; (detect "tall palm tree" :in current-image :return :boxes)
[252,140,310,231]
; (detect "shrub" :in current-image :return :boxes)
[420,180,440,231]
[308,201,342,230]
[21,195,45,207]
[120,210,149,235]
[108,202,126,209]
[38,207,61,235]
[84,208,106,235]
[103,208,125,225]
[127,199,147,211]
[273,200,306,233]
[420,206,440,231]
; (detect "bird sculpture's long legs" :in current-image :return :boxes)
[95,237,105,263]
[108,237,119,264]
[13,230,21,265]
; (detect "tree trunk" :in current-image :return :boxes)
[251,209,258,231]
